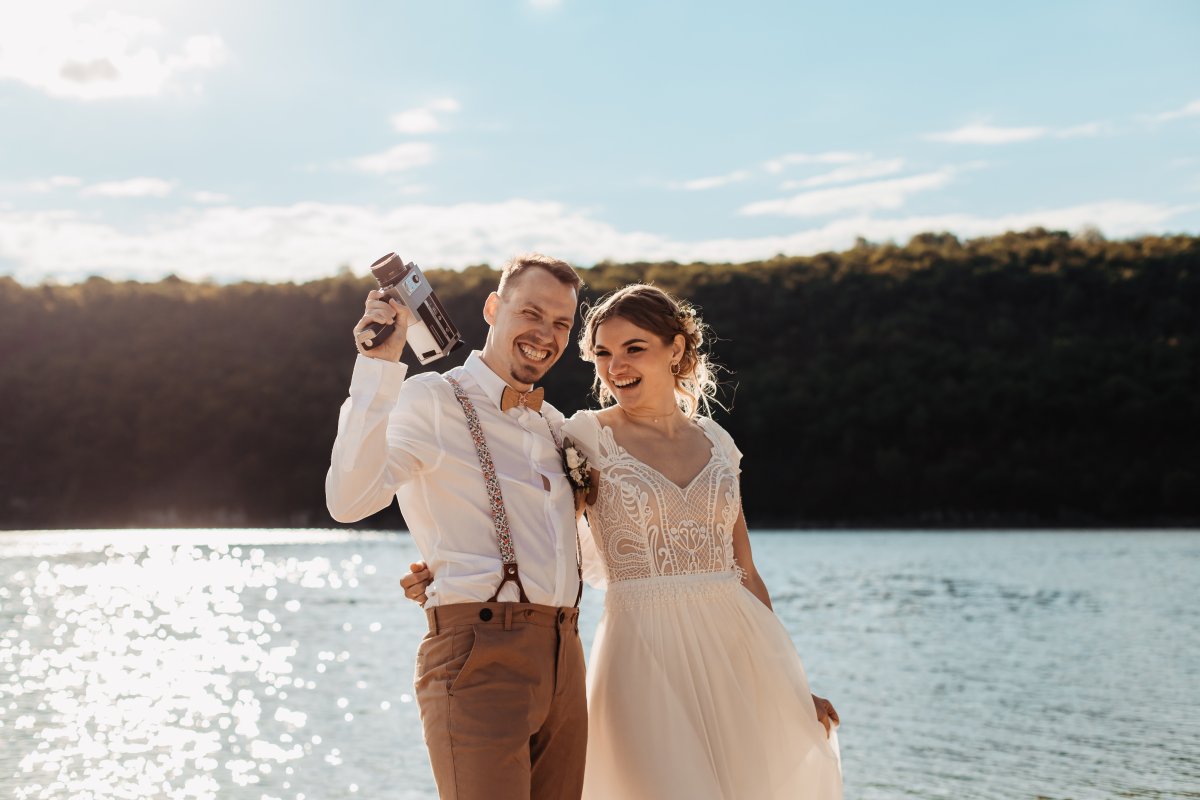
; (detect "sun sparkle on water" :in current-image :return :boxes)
[2,528,1196,799]
[1,533,410,800]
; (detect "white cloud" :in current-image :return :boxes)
[763,152,869,174]
[25,176,84,193]
[192,191,232,204]
[781,159,906,190]
[0,200,635,283]
[1151,99,1200,123]
[925,120,1112,144]
[390,98,461,134]
[924,124,1047,144]
[350,143,435,174]
[529,0,563,8]
[679,170,751,191]
[650,201,1188,265]
[742,169,956,218]
[80,177,174,198]
[1054,121,1108,138]
[0,3,227,100]
[853,201,1190,245]
[1,199,1187,285]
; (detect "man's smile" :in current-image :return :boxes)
[518,342,551,361]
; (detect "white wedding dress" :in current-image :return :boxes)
[561,410,843,800]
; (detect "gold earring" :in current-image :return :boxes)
[670,362,680,376]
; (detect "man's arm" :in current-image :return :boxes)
[326,356,437,521]
[325,290,433,522]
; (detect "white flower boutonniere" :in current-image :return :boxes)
[561,437,592,496]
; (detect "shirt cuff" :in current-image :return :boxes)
[349,354,409,400]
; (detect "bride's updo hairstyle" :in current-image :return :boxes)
[580,284,719,418]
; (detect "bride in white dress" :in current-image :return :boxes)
[561,284,842,800]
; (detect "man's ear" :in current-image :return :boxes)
[483,292,500,326]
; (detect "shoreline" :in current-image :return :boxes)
[3,523,1199,534]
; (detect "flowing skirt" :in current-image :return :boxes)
[583,571,843,800]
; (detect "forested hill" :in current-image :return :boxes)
[1,229,1198,530]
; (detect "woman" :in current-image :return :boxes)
[562,284,842,799]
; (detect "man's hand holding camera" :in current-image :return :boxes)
[354,289,414,362]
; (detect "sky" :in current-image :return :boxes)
[0,0,1198,284]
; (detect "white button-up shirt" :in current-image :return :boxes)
[326,350,581,608]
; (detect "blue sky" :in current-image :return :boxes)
[1,0,1197,283]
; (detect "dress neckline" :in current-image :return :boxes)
[593,412,721,493]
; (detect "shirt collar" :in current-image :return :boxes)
[463,350,524,412]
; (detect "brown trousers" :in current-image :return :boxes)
[414,602,587,800]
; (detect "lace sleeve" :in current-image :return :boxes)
[701,417,743,474]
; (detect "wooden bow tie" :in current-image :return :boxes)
[500,386,545,412]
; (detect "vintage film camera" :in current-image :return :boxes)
[356,253,465,365]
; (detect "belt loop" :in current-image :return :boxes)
[429,607,440,635]
[503,604,513,631]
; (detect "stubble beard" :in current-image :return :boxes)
[511,362,548,386]
[510,347,559,386]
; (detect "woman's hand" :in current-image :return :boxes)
[399,561,432,606]
[812,693,839,737]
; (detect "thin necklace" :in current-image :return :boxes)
[620,405,679,425]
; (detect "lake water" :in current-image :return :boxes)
[1,529,1197,800]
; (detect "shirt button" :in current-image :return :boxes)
[479,608,493,621]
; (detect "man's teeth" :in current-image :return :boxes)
[519,344,549,361]
[612,377,640,388]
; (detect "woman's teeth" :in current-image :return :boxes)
[519,343,549,361]
[612,377,640,388]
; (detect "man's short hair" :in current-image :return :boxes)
[497,253,584,298]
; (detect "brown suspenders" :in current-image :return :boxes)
[445,376,582,607]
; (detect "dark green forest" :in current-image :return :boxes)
[1,229,1197,530]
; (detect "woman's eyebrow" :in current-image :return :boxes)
[595,338,647,349]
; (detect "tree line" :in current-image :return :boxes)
[1,228,1197,530]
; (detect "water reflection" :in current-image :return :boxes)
[2,529,1197,800]
[0,530,429,800]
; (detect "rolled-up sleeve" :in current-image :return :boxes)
[325,355,440,523]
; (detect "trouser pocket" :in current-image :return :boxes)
[414,626,477,692]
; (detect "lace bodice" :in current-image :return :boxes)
[561,411,744,587]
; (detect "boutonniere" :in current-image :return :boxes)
[561,437,592,496]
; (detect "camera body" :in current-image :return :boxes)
[357,253,464,365]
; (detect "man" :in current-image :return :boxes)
[326,254,586,800]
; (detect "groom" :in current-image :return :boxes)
[326,254,587,800]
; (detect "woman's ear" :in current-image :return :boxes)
[672,333,687,363]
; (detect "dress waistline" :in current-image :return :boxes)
[603,570,743,609]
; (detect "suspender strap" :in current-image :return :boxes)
[492,563,529,605]
[445,375,583,608]
[446,376,529,603]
